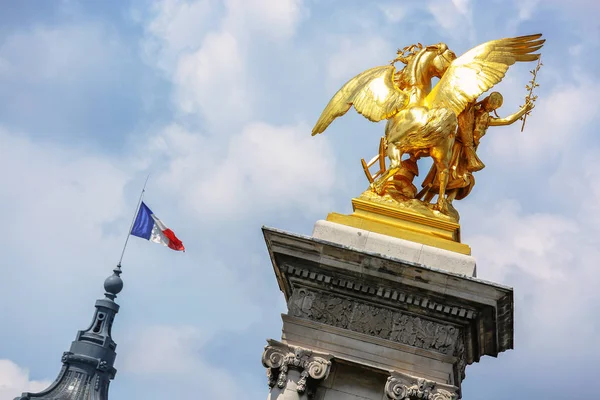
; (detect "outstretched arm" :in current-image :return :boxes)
[489,102,534,126]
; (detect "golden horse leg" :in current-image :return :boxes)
[446,189,457,203]
[435,166,449,213]
[431,139,454,213]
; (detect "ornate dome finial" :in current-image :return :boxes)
[15,264,124,400]
[104,264,124,301]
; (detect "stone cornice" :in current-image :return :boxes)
[283,262,479,322]
[263,226,513,303]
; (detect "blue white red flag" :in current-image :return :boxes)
[130,202,185,251]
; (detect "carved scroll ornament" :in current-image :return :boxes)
[386,371,458,400]
[262,340,331,397]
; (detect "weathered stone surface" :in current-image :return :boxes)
[385,370,458,400]
[315,362,388,400]
[263,226,513,362]
[282,315,455,384]
[312,220,476,277]
[262,225,514,399]
[288,288,460,356]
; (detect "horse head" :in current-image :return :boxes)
[423,43,456,79]
[398,43,456,96]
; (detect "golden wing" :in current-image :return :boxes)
[312,65,409,136]
[424,34,544,116]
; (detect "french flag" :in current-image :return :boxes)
[131,202,185,251]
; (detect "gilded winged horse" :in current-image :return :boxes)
[312,34,544,213]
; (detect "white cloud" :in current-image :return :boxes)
[148,121,336,219]
[0,24,125,85]
[487,76,600,165]
[546,0,600,12]
[143,0,216,72]
[120,325,209,375]
[568,44,583,56]
[145,0,304,63]
[0,129,128,279]
[451,0,471,15]
[515,0,540,21]
[466,198,600,358]
[326,35,394,91]
[144,0,305,129]
[467,200,578,283]
[223,0,304,40]
[173,30,251,126]
[378,3,406,23]
[119,325,245,399]
[0,360,51,400]
[426,0,474,42]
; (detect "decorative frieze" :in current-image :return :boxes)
[454,331,466,380]
[282,263,478,321]
[262,340,332,398]
[288,288,460,355]
[385,371,458,400]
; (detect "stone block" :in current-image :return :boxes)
[312,362,388,400]
[312,220,476,277]
[281,315,454,384]
[314,389,375,400]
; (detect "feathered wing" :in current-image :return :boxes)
[424,34,545,116]
[312,65,409,135]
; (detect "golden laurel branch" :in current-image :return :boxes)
[521,57,542,132]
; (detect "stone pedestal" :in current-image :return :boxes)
[261,221,513,399]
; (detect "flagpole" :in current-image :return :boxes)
[118,174,150,267]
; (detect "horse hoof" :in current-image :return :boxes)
[434,201,449,214]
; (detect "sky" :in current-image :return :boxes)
[0,0,599,399]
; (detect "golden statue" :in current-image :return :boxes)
[312,34,544,218]
[418,91,534,205]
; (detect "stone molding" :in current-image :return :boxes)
[385,371,458,400]
[262,340,332,397]
[282,263,478,321]
[288,288,461,356]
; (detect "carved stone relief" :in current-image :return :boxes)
[385,371,458,400]
[454,331,466,380]
[288,288,460,355]
[390,314,458,355]
[349,303,393,338]
[288,288,353,329]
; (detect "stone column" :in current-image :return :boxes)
[262,339,332,400]
[385,371,458,400]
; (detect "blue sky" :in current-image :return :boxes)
[0,0,599,399]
